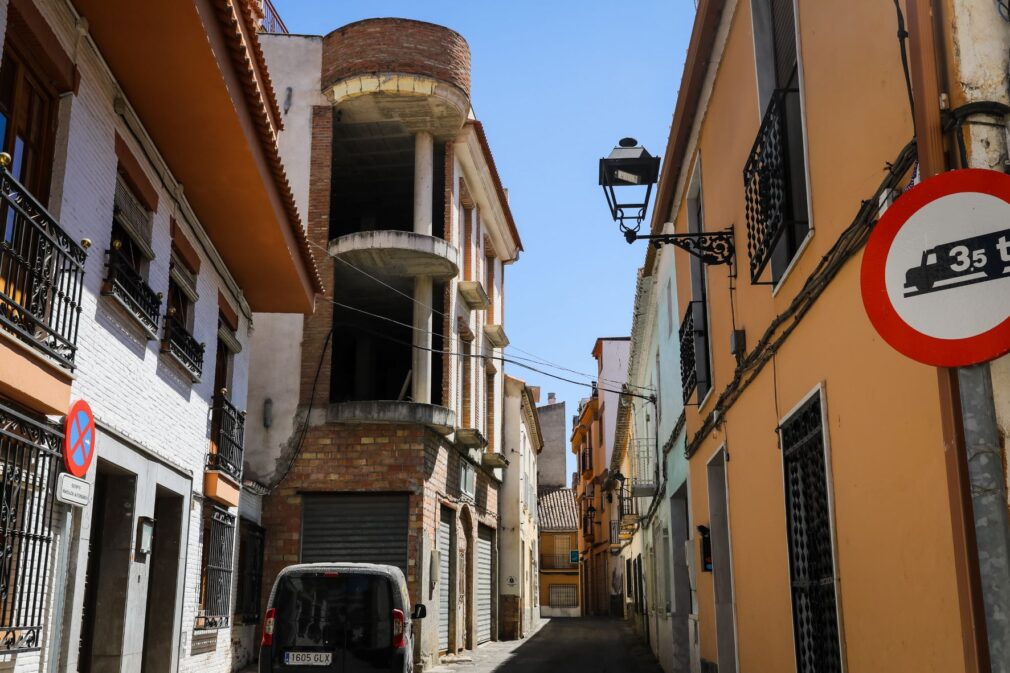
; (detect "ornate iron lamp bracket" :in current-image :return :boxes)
[623,226,735,266]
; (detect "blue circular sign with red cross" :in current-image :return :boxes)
[63,400,96,478]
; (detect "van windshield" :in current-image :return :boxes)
[273,572,394,667]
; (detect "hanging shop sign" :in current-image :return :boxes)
[63,399,96,478]
[861,168,1010,367]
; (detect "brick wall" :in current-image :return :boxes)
[299,106,333,404]
[321,18,471,96]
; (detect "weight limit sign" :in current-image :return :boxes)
[861,169,1010,367]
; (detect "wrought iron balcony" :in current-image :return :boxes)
[261,0,288,33]
[620,493,639,524]
[743,88,807,284]
[208,392,245,483]
[540,554,577,570]
[162,315,204,381]
[0,163,86,368]
[679,301,699,404]
[102,247,161,337]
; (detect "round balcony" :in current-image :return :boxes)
[327,401,455,436]
[329,230,459,280]
[322,19,471,136]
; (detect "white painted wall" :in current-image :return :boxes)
[2,2,266,672]
[599,339,630,466]
[246,34,325,483]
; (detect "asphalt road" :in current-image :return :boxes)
[431,617,664,673]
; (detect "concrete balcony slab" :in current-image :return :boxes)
[329,230,459,280]
[457,280,489,310]
[327,400,455,435]
[483,324,509,348]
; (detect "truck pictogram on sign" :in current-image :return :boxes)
[904,228,1010,297]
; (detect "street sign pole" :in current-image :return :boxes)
[906,2,994,669]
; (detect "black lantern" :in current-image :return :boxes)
[599,137,660,230]
[599,138,735,266]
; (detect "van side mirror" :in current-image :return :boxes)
[411,604,427,620]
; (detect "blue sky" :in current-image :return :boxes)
[273,0,695,478]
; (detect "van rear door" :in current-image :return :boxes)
[272,571,397,672]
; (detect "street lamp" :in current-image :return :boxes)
[599,138,735,266]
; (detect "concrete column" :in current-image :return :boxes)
[412,277,433,404]
[414,131,434,236]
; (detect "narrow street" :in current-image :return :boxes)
[430,619,664,673]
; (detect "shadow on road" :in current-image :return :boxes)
[467,617,664,673]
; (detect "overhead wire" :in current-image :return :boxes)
[308,237,654,393]
[321,296,655,402]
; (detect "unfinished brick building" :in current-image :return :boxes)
[246,18,523,669]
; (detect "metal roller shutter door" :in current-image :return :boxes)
[438,509,452,652]
[300,493,409,576]
[476,526,493,644]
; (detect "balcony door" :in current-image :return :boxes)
[0,40,57,204]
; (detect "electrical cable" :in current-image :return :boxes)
[328,317,656,404]
[268,328,333,490]
[307,237,652,392]
[685,141,917,459]
[892,0,916,121]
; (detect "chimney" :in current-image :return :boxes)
[548,392,556,404]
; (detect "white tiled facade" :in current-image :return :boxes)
[0,1,266,672]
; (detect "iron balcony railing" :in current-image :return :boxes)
[162,315,205,380]
[102,247,161,337]
[0,163,86,368]
[743,88,806,284]
[208,392,244,483]
[620,493,639,523]
[261,0,288,33]
[540,554,578,570]
[679,301,699,404]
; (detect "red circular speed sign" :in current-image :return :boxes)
[861,169,1010,367]
[63,399,96,478]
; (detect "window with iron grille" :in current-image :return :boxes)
[102,175,160,337]
[681,190,711,404]
[197,506,235,629]
[745,0,809,285]
[0,397,61,652]
[233,520,264,624]
[548,585,577,608]
[781,392,841,673]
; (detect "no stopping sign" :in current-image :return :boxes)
[861,169,1010,367]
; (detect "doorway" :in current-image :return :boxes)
[141,487,184,672]
[670,486,693,671]
[707,449,737,673]
[78,462,136,673]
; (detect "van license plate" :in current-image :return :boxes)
[284,652,332,666]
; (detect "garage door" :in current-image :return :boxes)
[300,493,409,575]
[476,526,494,644]
[438,508,452,652]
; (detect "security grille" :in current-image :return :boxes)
[476,526,493,643]
[0,398,60,651]
[438,509,452,651]
[781,394,841,673]
[197,506,235,629]
[679,301,709,404]
[549,585,577,608]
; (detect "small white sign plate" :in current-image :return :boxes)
[57,473,91,507]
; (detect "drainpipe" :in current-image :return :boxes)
[907,1,1010,670]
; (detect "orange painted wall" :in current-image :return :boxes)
[0,336,71,415]
[669,0,967,671]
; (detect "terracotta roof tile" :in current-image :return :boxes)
[212,0,324,296]
[538,486,578,531]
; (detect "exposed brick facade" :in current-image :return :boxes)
[322,18,471,96]
[299,106,334,404]
[260,422,501,663]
